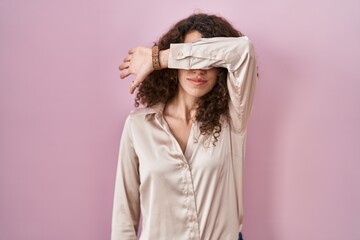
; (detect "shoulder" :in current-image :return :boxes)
[126,104,163,124]
[125,107,152,125]
[122,105,162,139]
[120,108,150,136]
[128,107,152,118]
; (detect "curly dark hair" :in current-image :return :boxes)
[135,13,243,145]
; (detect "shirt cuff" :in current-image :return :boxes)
[168,43,192,70]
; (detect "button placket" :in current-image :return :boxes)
[180,163,200,240]
[155,110,200,239]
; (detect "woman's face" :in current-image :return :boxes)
[177,30,218,99]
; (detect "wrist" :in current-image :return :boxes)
[152,45,161,70]
[159,49,169,69]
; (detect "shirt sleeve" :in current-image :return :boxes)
[111,116,140,240]
[168,37,257,133]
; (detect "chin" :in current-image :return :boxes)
[187,88,212,98]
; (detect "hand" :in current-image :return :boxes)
[119,47,153,94]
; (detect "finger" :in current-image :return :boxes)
[118,62,129,70]
[128,48,135,54]
[120,69,132,79]
[123,55,131,62]
[130,84,136,94]
[130,80,140,94]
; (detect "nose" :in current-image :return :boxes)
[192,69,206,75]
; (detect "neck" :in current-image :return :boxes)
[164,91,199,123]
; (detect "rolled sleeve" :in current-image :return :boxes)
[168,42,192,69]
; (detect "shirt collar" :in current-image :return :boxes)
[144,103,165,121]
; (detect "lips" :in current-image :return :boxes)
[187,78,207,86]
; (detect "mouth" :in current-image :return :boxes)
[187,78,207,86]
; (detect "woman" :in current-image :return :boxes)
[112,13,257,240]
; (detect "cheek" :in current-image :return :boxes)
[208,69,219,86]
[178,69,187,81]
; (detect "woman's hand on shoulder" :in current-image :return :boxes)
[119,46,153,94]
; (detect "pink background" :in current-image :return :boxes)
[1,0,359,239]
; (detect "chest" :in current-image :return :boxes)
[131,118,232,181]
[163,116,192,154]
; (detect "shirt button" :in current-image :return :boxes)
[177,51,183,57]
[184,164,189,169]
